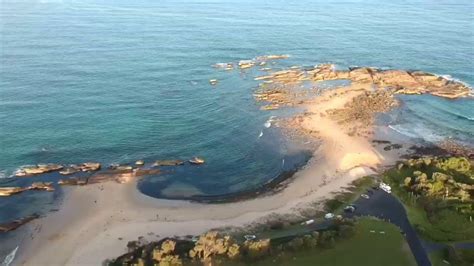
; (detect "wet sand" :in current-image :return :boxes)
[16,83,406,265]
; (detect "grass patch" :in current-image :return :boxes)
[324,175,375,213]
[242,176,376,242]
[230,218,417,266]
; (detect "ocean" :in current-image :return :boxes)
[0,0,473,257]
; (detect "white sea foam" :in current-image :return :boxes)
[436,73,472,89]
[446,111,474,121]
[264,116,277,128]
[388,124,444,143]
[1,246,18,266]
[388,125,417,139]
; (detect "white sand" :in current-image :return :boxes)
[17,84,402,266]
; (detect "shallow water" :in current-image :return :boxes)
[0,1,473,256]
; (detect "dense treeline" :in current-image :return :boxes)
[385,156,474,241]
[107,217,357,266]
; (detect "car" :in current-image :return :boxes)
[324,213,335,219]
[244,235,257,241]
[344,205,356,213]
[379,182,392,193]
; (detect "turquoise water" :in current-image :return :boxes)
[1,0,473,206]
[0,0,473,260]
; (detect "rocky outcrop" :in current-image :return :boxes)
[80,162,101,172]
[189,157,205,165]
[0,214,40,233]
[134,168,161,177]
[112,165,134,172]
[214,55,289,71]
[255,64,471,99]
[153,160,184,167]
[58,177,87,186]
[438,141,474,159]
[0,182,54,197]
[15,163,63,176]
[16,162,101,176]
[327,90,398,128]
[28,182,54,191]
[59,167,79,175]
[0,187,25,197]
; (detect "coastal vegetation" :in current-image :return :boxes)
[107,218,415,266]
[323,176,375,213]
[384,156,474,242]
[429,246,474,266]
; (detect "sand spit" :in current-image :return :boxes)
[15,62,472,265]
[17,87,393,265]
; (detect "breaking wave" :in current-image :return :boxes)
[1,246,18,266]
[388,124,444,143]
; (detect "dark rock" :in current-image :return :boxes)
[0,214,40,233]
[153,160,184,167]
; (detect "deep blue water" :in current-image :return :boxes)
[1,0,473,214]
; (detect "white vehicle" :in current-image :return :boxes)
[344,205,356,213]
[324,213,334,219]
[379,182,392,193]
[301,219,315,225]
[244,235,257,241]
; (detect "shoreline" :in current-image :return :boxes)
[14,80,408,265]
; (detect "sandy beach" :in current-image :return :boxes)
[16,83,406,266]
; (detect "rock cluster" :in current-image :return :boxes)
[134,168,161,177]
[438,141,474,159]
[255,69,307,84]
[254,63,471,99]
[153,160,184,167]
[28,182,55,191]
[0,187,24,197]
[0,214,40,233]
[327,90,398,129]
[189,157,205,165]
[214,54,289,71]
[15,162,101,177]
[58,177,87,186]
[15,164,63,176]
[0,182,54,197]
